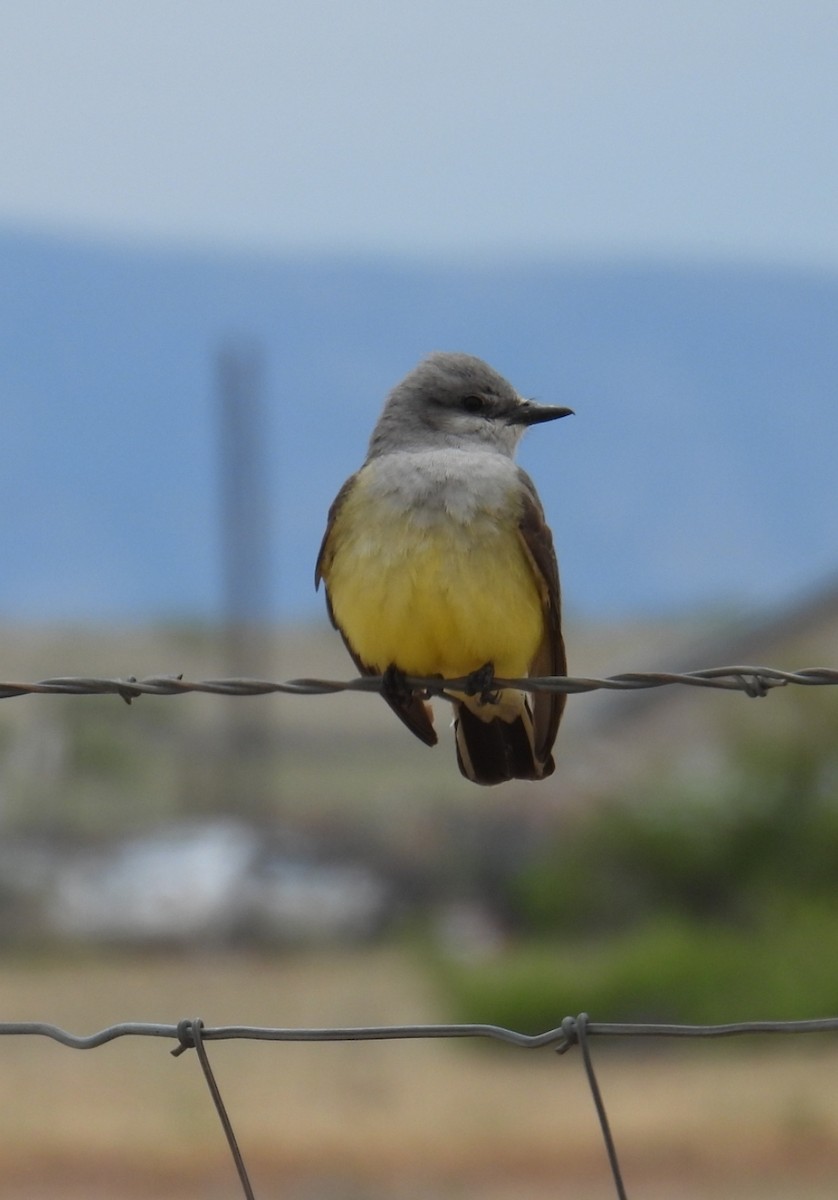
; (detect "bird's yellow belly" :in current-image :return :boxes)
[325,506,544,680]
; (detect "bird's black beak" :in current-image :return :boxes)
[508,400,574,427]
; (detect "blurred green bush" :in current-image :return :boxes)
[433,703,838,1028]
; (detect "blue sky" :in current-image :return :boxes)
[1,1,837,266]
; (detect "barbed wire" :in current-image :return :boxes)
[3,1011,837,1199]
[0,663,835,704]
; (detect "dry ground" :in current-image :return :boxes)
[0,947,835,1199]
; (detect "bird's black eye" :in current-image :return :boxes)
[462,394,486,414]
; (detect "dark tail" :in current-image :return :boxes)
[454,696,555,785]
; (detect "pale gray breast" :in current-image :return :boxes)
[361,449,522,527]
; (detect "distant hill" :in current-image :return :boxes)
[1,229,836,622]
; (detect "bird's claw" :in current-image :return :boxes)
[464,661,500,705]
[381,664,413,703]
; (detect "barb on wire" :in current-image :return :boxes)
[0,664,835,703]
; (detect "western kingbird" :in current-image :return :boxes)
[316,352,571,786]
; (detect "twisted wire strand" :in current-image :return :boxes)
[0,664,835,703]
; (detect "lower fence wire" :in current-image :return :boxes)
[4,1014,838,1199]
[171,1013,627,1200]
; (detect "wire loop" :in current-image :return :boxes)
[173,1017,255,1200]
[573,1014,628,1199]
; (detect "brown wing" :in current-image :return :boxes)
[516,470,566,764]
[315,474,356,591]
[316,475,437,747]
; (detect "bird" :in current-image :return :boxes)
[315,351,571,786]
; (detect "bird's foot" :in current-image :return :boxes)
[381,663,414,703]
[464,661,500,706]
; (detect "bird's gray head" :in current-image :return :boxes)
[366,352,573,460]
